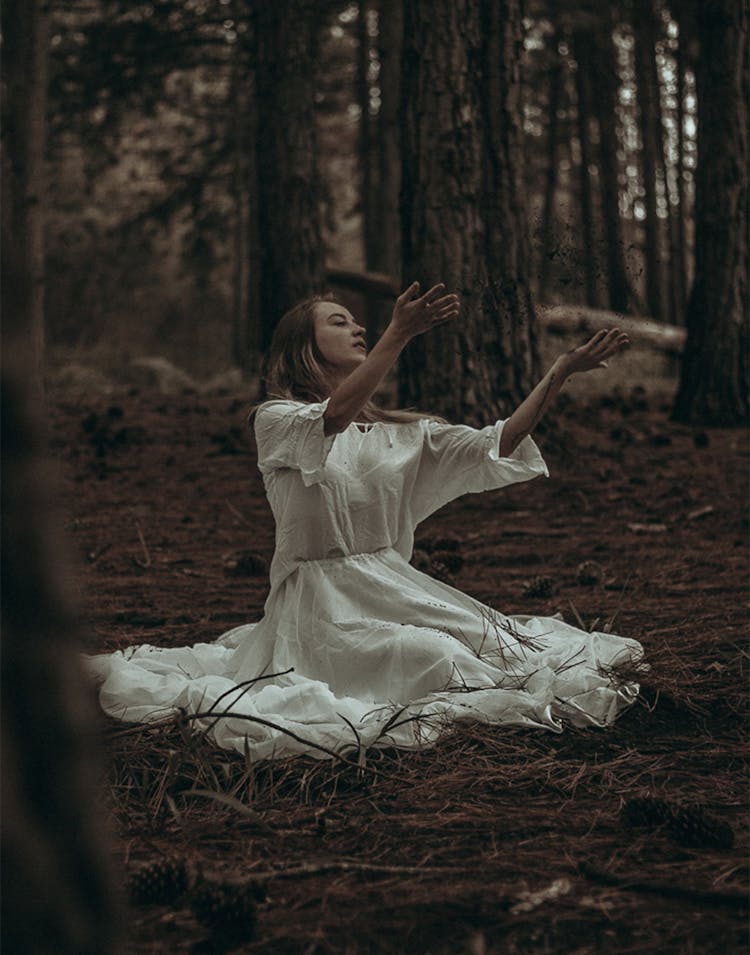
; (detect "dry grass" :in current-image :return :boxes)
[102,617,748,954]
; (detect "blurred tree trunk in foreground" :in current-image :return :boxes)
[254,1,326,350]
[1,4,124,948]
[400,0,539,422]
[673,0,749,425]
[2,0,48,392]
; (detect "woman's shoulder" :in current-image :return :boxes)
[251,397,330,427]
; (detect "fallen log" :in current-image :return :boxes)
[325,268,686,356]
[540,305,686,355]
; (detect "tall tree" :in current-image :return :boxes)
[2,0,49,392]
[632,0,666,321]
[374,0,403,283]
[253,1,327,351]
[399,0,539,422]
[1,3,124,950]
[538,32,565,302]
[358,1,378,271]
[231,5,261,370]
[673,0,748,424]
[571,30,602,308]
[589,8,631,313]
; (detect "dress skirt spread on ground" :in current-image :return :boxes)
[87,399,646,760]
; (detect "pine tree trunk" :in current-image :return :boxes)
[633,0,665,321]
[674,32,688,318]
[539,37,562,301]
[375,0,403,284]
[358,1,378,270]
[254,1,326,351]
[672,0,748,425]
[399,0,539,423]
[590,15,630,313]
[571,33,601,308]
[2,0,48,392]
[231,7,261,371]
[1,5,124,949]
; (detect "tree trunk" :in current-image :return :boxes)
[674,29,688,318]
[672,0,748,425]
[590,14,631,313]
[374,0,403,284]
[633,0,665,321]
[399,0,539,423]
[571,32,601,308]
[1,5,124,950]
[2,0,48,393]
[359,1,378,271]
[539,35,562,302]
[254,1,327,351]
[231,6,261,371]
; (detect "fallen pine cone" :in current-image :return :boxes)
[410,548,432,573]
[190,878,258,946]
[576,560,604,586]
[666,805,735,851]
[620,796,673,831]
[224,551,268,577]
[431,549,464,574]
[128,857,189,906]
[621,796,734,850]
[522,575,558,599]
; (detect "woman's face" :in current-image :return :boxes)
[313,302,368,376]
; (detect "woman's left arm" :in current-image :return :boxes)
[498,328,629,458]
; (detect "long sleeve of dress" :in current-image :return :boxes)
[254,399,335,486]
[410,419,549,524]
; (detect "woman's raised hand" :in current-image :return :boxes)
[562,328,630,375]
[390,282,461,341]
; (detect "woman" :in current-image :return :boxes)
[91,282,644,760]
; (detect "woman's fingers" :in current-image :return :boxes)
[396,281,420,305]
[420,282,447,304]
[587,329,628,356]
[426,293,460,313]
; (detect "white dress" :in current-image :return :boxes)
[89,399,645,760]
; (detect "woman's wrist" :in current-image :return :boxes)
[554,353,576,378]
[382,321,412,350]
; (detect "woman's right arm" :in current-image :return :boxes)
[323,282,460,434]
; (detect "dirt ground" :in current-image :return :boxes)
[49,384,748,954]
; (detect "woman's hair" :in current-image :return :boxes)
[251,294,443,425]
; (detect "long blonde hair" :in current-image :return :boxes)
[252,295,443,425]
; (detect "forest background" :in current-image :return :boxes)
[4,0,748,424]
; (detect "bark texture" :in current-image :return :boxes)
[400,0,539,423]
[572,31,601,308]
[673,0,749,424]
[1,0,48,390]
[590,14,631,314]
[254,0,327,350]
[633,0,666,322]
[231,6,261,370]
[375,0,403,284]
[1,11,123,950]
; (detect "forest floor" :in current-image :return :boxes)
[49,384,749,954]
